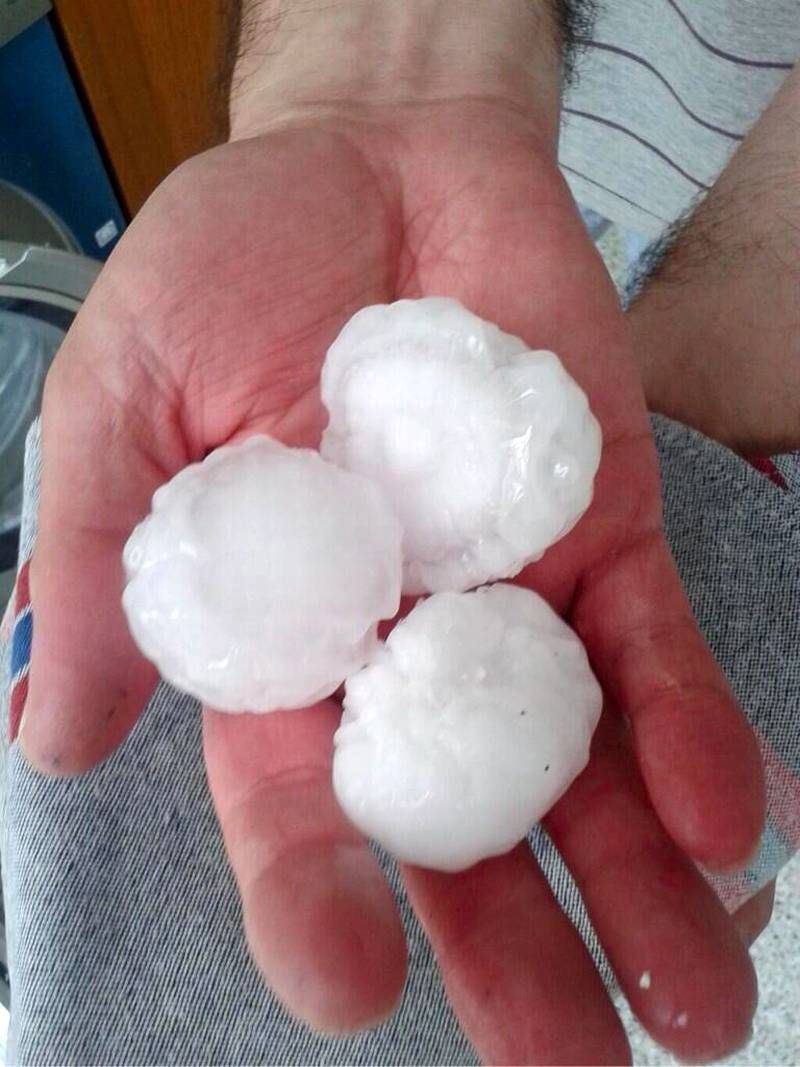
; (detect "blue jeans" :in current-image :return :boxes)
[2,419,799,1065]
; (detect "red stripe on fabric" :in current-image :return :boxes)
[759,736,800,852]
[713,871,749,913]
[15,559,31,614]
[747,457,787,490]
[9,672,28,743]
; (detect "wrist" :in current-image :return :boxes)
[229,0,562,144]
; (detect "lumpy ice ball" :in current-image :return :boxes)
[333,583,602,871]
[321,298,602,594]
[122,436,402,712]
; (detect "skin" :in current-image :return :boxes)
[629,62,798,973]
[631,62,800,455]
[18,2,766,1062]
[734,882,776,948]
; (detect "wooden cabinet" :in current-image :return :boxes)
[53,0,228,216]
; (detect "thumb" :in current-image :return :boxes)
[19,308,186,775]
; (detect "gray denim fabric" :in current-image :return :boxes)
[2,416,799,1066]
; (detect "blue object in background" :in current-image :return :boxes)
[0,15,126,258]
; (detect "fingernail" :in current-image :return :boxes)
[675,1028,752,1067]
[728,1025,754,1058]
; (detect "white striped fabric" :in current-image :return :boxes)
[560,0,800,235]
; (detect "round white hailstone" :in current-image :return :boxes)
[122,436,402,712]
[320,297,602,594]
[332,583,602,872]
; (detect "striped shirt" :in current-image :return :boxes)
[560,0,800,235]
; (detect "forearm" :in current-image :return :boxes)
[629,64,800,454]
[228,0,569,143]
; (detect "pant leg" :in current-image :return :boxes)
[2,416,799,1065]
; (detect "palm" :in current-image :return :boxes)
[30,101,762,1064]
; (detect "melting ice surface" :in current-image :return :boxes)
[122,436,402,711]
[321,297,602,594]
[121,299,605,872]
[333,583,602,871]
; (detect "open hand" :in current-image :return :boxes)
[24,99,764,1063]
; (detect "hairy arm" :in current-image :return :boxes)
[629,63,800,455]
[225,0,595,140]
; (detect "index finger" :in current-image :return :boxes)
[20,307,186,773]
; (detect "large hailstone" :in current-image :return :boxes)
[122,436,402,712]
[321,298,602,594]
[333,583,602,871]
